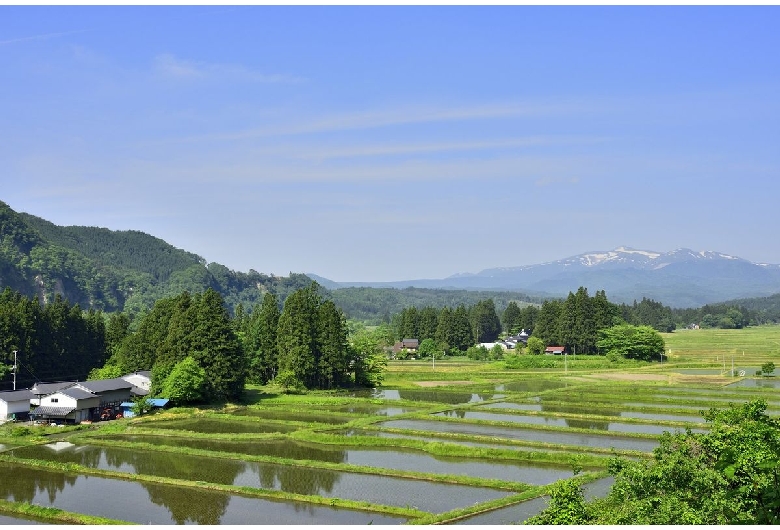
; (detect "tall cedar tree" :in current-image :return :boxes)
[246,292,280,384]
[451,305,474,351]
[276,284,319,388]
[434,307,453,350]
[533,299,563,345]
[418,306,439,342]
[188,289,245,401]
[317,300,350,389]
[471,299,501,343]
[502,301,522,333]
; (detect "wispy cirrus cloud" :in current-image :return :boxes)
[297,136,609,160]
[161,99,604,145]
[153,53,305,83]
[0,30,87,46]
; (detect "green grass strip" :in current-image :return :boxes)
[0,498,135,525]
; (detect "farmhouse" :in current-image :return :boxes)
[30,386,100,424]
[393,339,419,353]
[73,378,134,408]
[545,346,566,355]
[30,381,77,406]
[0,389,35,422]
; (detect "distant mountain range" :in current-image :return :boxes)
[310,246,780,308]
[4,196,779,313]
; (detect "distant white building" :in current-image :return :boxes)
[122,371,151,393]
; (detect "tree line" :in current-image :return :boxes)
[99,283,385,401]
[0,288,107,389]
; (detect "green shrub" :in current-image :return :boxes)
[10,426,33,437]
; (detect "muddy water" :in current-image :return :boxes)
[96,435,572,486]
[379,419,658,452]
[9,444,509,514]
[0,461,406,524]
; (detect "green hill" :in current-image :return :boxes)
[0,200,312,317]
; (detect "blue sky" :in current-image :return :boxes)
[2,6,779,282]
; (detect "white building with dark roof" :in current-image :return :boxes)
[0,389,35,422]
[73,378,133,407]
[31,387,100,424]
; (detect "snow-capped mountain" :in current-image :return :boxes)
[318,247,780,308]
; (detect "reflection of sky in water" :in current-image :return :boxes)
[433,411,705,435]
[0,463,403,524]
[455,476,616,525]
[727,378,780,389]
[381,419,658,452]
[10,444,509,514]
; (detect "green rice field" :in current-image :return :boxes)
[1,325,778,524]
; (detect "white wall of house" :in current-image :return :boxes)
[122,373,151,391]
[1,400,27,421]
[39,392,100,410]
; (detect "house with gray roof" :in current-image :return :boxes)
[30,381,77,406]
[30,386,100,424]
[0,389,35,422]
[73,378,133,408]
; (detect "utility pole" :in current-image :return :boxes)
[12,350,18,390]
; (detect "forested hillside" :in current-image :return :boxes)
[327,286,542,324]
[0,200,312,317]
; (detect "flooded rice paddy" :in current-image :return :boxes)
[2,365,773,524]
[0,461,406,525]
[433,410,705,435]
[8,443,511,513]
[378,419,660,452]
[87,435,573,485]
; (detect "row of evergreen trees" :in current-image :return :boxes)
[103,283,382,399]
[0,288,107,389]
[393,299,503,351]
[390,288,682,356]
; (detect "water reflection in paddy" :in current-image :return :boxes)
[0,514,46,525]
[0,462,405,524]
[498,380,572,393]
[433,411,704,435]
[727,378,780,389]
[379,419,658,452]
[229,408,351,424]
[9,444,509,513]
[332,405,421,416]
[346,430,615,456]
[454,476,616,525]
[477,404,703,424]
[138,417,298,434]
[349,389,503,404]
[101,434,572,486]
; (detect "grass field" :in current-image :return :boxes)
[662,324,780,366]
